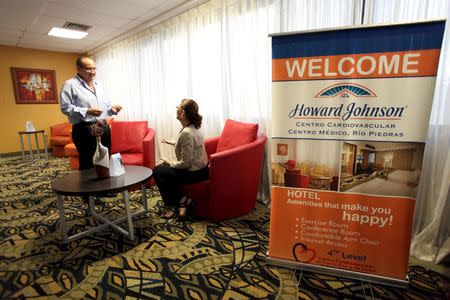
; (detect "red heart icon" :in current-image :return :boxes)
[292,243,316,263]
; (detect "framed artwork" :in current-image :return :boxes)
[277,143,288,156]
[10,68,58,104]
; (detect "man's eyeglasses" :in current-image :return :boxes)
[78,65,96,71]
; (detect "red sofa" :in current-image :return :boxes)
[64,120,156,173]
[49,122,72,157]
[181,119,267,221]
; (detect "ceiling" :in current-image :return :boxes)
[0,0,201,53]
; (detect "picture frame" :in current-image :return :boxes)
[277,143,288,156]
[10,67,58,104]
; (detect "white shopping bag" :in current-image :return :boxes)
[110,153,125,177]
[93,137,110,178]
[25,121,35,132]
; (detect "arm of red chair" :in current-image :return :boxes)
[207,135,267,220]
[300,175,310,188]
[143,128,156,169]
[204,136,219,158]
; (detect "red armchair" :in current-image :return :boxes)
[181,119,267,221]
[284,170,310,188]
[49,122,72,157]
[110,121,156,170]
[64,120,156,172]
[285,160,296,169]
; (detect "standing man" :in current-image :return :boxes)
[60,55,122,170]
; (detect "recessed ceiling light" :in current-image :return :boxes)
[48,27,88,39]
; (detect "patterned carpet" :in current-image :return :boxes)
[0,155,449,299]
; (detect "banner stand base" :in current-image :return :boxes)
[266,253,409,289]
[291,269,303,286]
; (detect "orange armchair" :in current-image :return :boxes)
[64,134,79,170]
[181,119,267,221]
[49,122,72,157]
[64,120,156,172]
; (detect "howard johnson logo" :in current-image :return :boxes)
[289,83,407,121]
[315,83,376,98]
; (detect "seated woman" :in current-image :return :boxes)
[153,99,209,220]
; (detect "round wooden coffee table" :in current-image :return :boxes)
[52,165,152,243]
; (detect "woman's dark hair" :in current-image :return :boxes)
[181,99,202,129]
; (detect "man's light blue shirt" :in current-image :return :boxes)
[60,75,116,124]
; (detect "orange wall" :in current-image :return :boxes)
[0,45,79,154]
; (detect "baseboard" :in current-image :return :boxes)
[0,148,52,158]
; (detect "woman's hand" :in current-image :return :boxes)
[161,138,175,146]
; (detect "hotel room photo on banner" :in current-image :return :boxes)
[339,142,424,197]
[271,139,424,197]
[268,20,445,284]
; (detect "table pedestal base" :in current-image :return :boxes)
[57,185,148,243]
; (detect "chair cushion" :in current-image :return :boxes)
[285,160,296,169]
[216,119,258,152]
[50,136,70,146]
[111,121,148,154]
[64,143,78,156]
[120,153,144,166]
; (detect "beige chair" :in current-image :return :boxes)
[299,162,309,175]
[272,163,286,185]
[309,164,329,189]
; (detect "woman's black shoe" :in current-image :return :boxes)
[178,198,193,221]
[159,207,177,219]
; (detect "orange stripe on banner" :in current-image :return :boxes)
[268,187,415,279]
[272,49,441,81]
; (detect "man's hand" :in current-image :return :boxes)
[112,105,122,114]
[87,107,103,117]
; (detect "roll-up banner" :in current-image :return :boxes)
[267,20,446,287]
